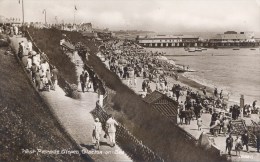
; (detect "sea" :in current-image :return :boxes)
[146,47,260,106]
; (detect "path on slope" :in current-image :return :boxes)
[10,35,131,162]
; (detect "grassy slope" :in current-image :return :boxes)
[0,46,87,161]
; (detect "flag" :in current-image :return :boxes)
[75,5,77,11]
[42,9,46,14]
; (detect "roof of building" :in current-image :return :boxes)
[210,33,250,40]
[143,90,164,103]
[143,91,178,119]
[138,35,199,40]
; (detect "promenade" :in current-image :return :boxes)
[10,35,131,162]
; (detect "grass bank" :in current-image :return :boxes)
[0,45,89,161]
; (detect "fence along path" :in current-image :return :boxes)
[91,102,164,162]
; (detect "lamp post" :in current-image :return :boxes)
[240,95,244,119]
[43,9,47,25]
[18,0,24,24]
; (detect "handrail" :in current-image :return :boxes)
[93,101,164,162]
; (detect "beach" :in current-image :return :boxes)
[147,47,260,107]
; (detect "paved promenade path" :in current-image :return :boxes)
[10,35,131,162]
[122,76,260,162]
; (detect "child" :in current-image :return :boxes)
[235,136,243,156]
[197,115,203,131]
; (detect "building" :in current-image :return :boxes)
[136,34,200,47]
[143,91,178,124]
[0,15,21,25]
[209,31,256,44]
[76,23,93,32]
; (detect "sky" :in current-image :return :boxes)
[0,0,260,33]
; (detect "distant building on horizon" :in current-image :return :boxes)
[210,31,255,43]
[136,34,200,47]
[0,15,21,25]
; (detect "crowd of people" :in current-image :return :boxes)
[17,37,59,92]
[0,24,21,36]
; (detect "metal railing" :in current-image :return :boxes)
[92,102,164,162]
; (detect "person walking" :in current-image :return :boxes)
[197,115,203,131]
[106,115,118,147]
[51,66,59,91]
[220,90,223,99]
[235,136,243,156]
[202,86,207,96]
[31,62,38,82]
[92,118,102,150]
[46,69,53,91]
[226,134,233,156]
[35,69,41,91]
[84,70,89,92]
[222,117,229,136]
[214,88,218,98]
[253,100,257,109]
[80,71,86,93]
[242,130,249,152]
[256,130,260,152]
[18,42,23,60]
[27,40,33,52]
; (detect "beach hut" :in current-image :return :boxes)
[143,91,178,123]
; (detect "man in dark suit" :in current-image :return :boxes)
[256,130,260,152]
[226,134,233,155]
[80,71,86,93]
[242,130,249,152]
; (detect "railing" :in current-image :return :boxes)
[92,102,164,162]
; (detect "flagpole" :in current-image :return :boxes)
[45,10,47,25]
[43,9,47,25]
[22,0,24,24]
[74,9,75,25]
